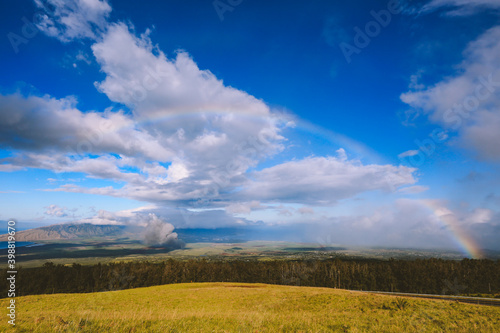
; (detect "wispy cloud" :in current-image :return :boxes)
[34,0,111,41]
[398,150,420,158]
[401,26,500,161]
[421,0,500,16]
[44,204,76,217]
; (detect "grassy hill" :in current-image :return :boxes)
[1,283,499,332]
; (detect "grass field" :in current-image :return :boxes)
[1,282,499,332]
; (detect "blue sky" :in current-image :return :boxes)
[1,0,500,254]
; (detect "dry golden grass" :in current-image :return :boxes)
[1,282,499,332]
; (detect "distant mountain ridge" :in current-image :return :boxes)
[0,223,252,243]
[0,223,126,242]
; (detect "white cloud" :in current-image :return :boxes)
[0,164,24,172]
[464,208,494,224]
[44,204,72,217]
[92,23,270,117]
[398,150,419,158]
[240,154,417,205]
[226,201,263,214]
[461,109,500,160]
[401,26,500,161]
[35,0,112,41]
[34,0,111,42]
[298,207,315,215]
[421,0,500,15]
[0,93,172,161]
[80,205,254,229]
[165,161,190,183]
[78,209,183,247]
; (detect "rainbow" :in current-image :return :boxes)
[105,110,379,161]
[422,201,483,259]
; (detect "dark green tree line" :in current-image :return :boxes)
[1,258,499,297]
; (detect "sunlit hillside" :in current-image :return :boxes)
[2,282,499,332]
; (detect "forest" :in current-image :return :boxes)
[1,258,499,297]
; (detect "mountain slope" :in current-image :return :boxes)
[0,223,126,242]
